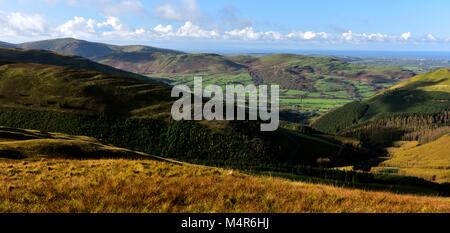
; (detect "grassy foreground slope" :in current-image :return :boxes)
[0,125,446,213]
[1,127,449,212]
[2,157,450,212]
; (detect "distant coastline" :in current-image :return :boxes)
[209,50,450,60]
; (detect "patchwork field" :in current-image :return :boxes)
[146,54,414,114]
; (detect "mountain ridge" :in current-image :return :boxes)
[17,38,184,59]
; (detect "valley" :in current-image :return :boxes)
[1,38,416,115]
[0,38,449,213]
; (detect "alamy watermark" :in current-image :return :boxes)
[171,77,280,131]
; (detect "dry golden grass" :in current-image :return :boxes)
[374,135,450,183]
[1,158,450,213]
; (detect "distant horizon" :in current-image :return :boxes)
[2,0,450,51]
[4,37,450,60]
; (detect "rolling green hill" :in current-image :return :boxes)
[18,38,183,60]
[0,42,16,49]
[14,38,245,75]
[163,53,415,113]
[242,54,413,93]
[232,54,414,113]
[1,39,416,113]
[100,52,247,75]
[14,38,248,79]
[0,48,367,170]
[313,68,450,147]
[0,48,150,81]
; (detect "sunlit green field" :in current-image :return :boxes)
[150,72,386,113]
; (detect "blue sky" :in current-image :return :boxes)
[1,0,450,52]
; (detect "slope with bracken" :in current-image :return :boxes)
[371,134,450,183]
[313,68,450,148]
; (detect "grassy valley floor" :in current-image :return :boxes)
[1,158,450,213]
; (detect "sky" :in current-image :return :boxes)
[1,0,450,52]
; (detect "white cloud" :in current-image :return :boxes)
[225,27,261,40]
[262,31,283,41]
[57,16,96,37]
[153,24,173,34]
[97,16,124,31]
[0,12,47,37]
[287,31,329,40]
[134,28,146,35]
[401,32,411,41]
[303,31,317,40]
[176,21,218,38]
[339,31,392,42]
[2,11,449,46]
[365,33,388,42]
[55,16,147,39]
[342,30,353,41]
[426,33,437,41]
[155,0,200,22]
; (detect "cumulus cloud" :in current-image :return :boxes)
[97,16,124,31]
[55,16,146,39]
[262,31,283,41]
[287,31,329,40]
[155,0,200,22]
[225,27,261,40]
[57,16,96,37]
[426,33,437,41]
[3,10,450,46]
[365,33,389,42]
[175,21,218,38]
[341,30,354,41]
[338,30,393,42]
[402,32,411,41]
[0,12,47,37]
[153,24,173,34]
